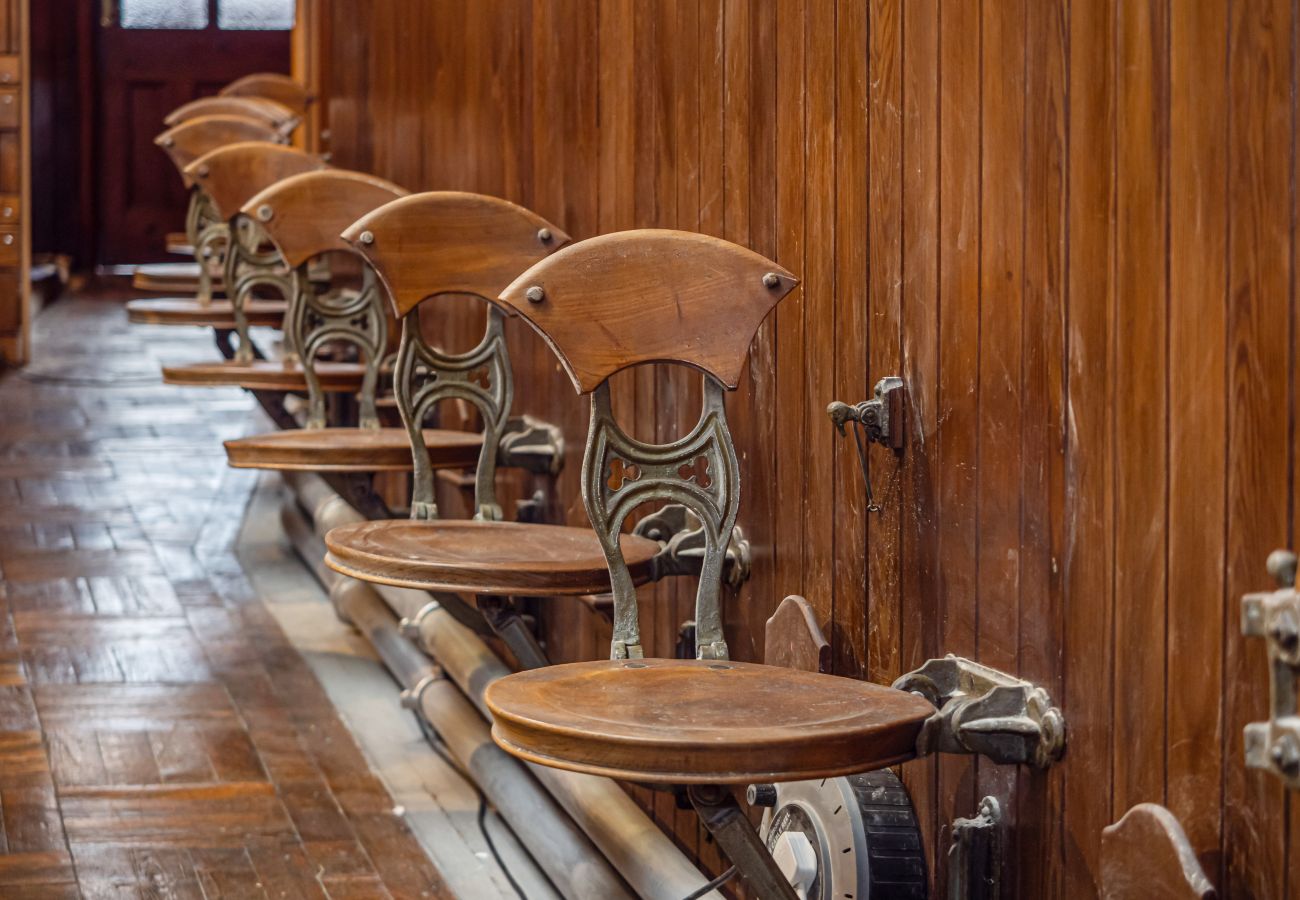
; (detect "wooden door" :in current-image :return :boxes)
[95,0,292,264]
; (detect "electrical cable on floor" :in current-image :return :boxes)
[410,707,530,900]
[680,864,738,900]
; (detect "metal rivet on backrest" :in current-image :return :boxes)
[525,286,546,304]
[358,230,375,246]
[256,205,274,222]
[762,272,780,288]
[537,227,553,243]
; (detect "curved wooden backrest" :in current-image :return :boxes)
[165,96,299,133]
[242,170,408,268]
[341,191,571,317]
[185,142,328,221]
[155,116,285,176]
[498,229,798,393]
[220,73,312,115]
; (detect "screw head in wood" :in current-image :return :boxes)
[256,205,274,222]
[762,272,781,288]
[537,227,553,243]
[196,164,210,177]
[525,286,546,304]
[358,230,375,246]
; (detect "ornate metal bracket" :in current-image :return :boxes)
[827,375,906,450]
[497,415,565,476]
[584,377,740,661]
[632,503,752,589]
[892,655,1066,768]
[948,796,1003,900]
[1242,549,1300,789]
[396,306,513,522]
[226,215,293,362]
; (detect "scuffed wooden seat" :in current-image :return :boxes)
[161,359,366,392]
[131,261,227,294]
[226,427,482,472]
[126,297,286,328]
[486,659,933,784]
[325,520,659,595]
[462,230,940,897]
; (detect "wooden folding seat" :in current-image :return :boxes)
[220,73,313,116]
[132,115,291,298]
[164,96,301,137]
[324,229,934,897]
[219,170,491,479]
[159,143,333,392]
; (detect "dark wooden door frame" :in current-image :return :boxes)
[92,0,290,264]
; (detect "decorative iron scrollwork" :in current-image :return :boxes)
[289,265,387,429]
[185,189,228,305]
[583,377,740,661]
[225,216,293,362]
[395,306,512,522]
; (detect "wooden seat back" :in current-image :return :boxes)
[184,142,328,222]
[498,229,798,392]
[497,229,799,660]
[342,191,571,315]
[220,73,313,115]
[165,96,299,135]
[342,191,571,521]
[156,115,286,176]
[242,169,408,268]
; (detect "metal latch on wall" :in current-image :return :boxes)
[828,376,905,513]
[1243,549,1300,788]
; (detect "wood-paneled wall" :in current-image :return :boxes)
[307,0,1299,894]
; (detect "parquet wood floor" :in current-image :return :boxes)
[0,290,449,899]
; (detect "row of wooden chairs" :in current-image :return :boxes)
[126,73,931,900]
[125,73,1228,900]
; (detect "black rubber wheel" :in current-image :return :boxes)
[848,770,928,900]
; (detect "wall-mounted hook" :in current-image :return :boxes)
[827,375,906,450]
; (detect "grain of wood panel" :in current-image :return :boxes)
[935,0,982,890]
[899,0,942,887]
[1063,0,1118,892]
[862,0,896,685]
[1019,0,1069,893]
[1221,0,1293,892]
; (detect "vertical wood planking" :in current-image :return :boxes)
[1222,0,1293,892]
[836,0,869,682]
[1019,0,1068,893]
[803,0,836,650]
[975,0,1025,871]
[1166,0,1228,879]
[899,0,941,883]
[936,0,982,881]
[1113,0,1170,816]
[774,0,808,619]
[1063,0,1117,891]
[863,0,900,686]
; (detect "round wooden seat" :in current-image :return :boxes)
[161,359,367,392]
[324,520,660,595]
[132,262,226,294]
[224,427,482,472]
[126,297,286,328]
[485,659,935,784]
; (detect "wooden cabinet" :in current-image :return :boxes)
[0,0,24,365]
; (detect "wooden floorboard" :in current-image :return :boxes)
[0,290,449,899]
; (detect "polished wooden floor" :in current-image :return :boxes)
[0,290,448,898]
